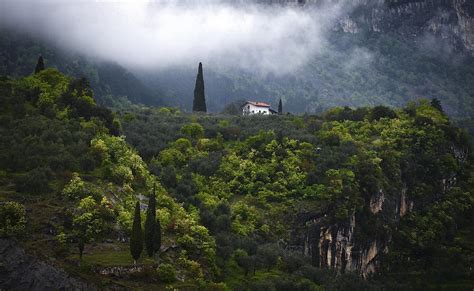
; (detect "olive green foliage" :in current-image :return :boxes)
[62,172,86,199]
[181,123,205,140]
[1,66,473,288]
[156,263,177,283]
[0,201,26,237]
[73,195,115,259]
[0,70,216,284]
[122,100,474,288]
[130,201,143,262]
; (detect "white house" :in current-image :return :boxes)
[241,101,277,116]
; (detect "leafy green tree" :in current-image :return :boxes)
[278,98,283,114]
[145,188,156,257]
[192,62,206,113]
[34,56,45,74]
[181,123,204,140]
[72,196,114,261]
[0,201,26,237]
[130,201,143,264]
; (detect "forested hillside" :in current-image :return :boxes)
[120,103,474,289]
[1,67,473,289]
[0,29,162,107]
[0,69,215,289]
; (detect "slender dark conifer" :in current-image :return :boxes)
[154,217,161,255]
[192,62,207,112]
[130,201,143,264]
[145,185,156,257]
[35,56,45,74]
[278,99,283,114]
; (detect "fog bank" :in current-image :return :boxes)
[0,0,346,74]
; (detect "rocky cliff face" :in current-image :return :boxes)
[299,191,395,277]
[290,142,469,276]
[0,239,92,290]
[258,0,474,53]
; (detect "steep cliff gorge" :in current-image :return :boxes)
[292,140,470,276]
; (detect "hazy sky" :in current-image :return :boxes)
[0,0,346,74]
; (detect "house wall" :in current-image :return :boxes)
[242,103,271,115]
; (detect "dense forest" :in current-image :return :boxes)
[1,66,473,289]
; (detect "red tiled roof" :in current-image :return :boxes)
[244,101,271,107]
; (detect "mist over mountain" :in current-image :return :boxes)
[1,1,474,289]
[1,0,473,116]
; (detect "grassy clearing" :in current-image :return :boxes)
[71,244,156,266]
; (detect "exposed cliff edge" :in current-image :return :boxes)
[0,239,92,290]
[290,141,469,277]
[256,0,474,53]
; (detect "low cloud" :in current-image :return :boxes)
[0,0,346,75]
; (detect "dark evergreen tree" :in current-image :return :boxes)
[154,217,161,255]
[431,98,444,113]
[145,187,156,257]
[78,238,85,261]
[192,62,207,112]
[34,56,45,74]
[278,98,283,114]
[130,201,143,264]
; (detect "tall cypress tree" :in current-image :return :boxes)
[154,217,162,256]
[130,201,143,264]
[145,186,156,257]
[431,98,444,113]
[34,56,45,74]
[192,62,207,113]
[278,98,283,114]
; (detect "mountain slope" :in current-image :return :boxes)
[142,31,474,117]
[0,28,163,107]
[0,69,215,289]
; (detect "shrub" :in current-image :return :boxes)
[15,167,51,194]
[369,105,397,121]
[156,263,176,283]
[0,201,26,237]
